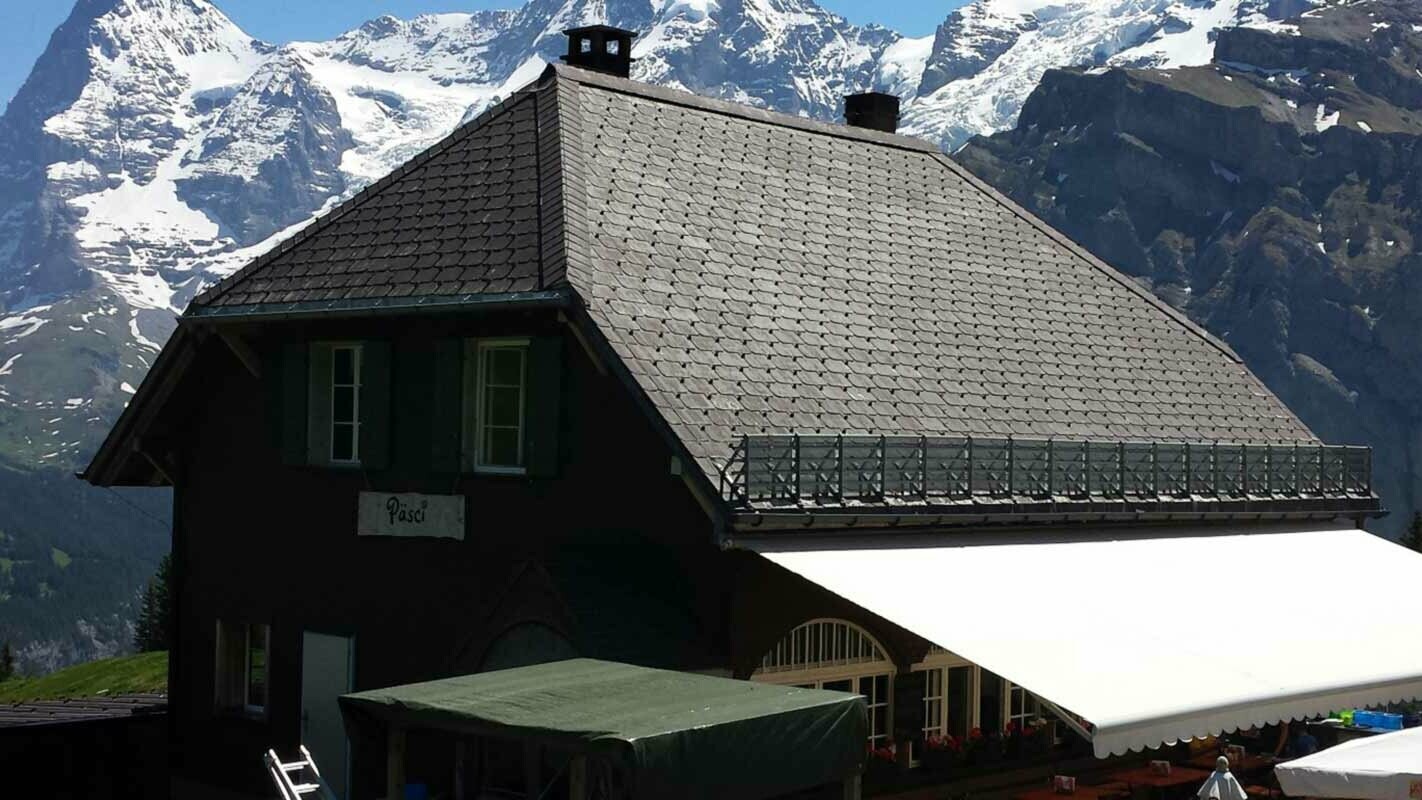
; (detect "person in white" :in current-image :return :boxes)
[1198,756,1250,800]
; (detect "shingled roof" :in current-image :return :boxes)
[187,64,1317,486]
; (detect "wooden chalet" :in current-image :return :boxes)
[85,26,1422,800]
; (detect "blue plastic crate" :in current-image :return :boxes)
[1352,711,1403,730]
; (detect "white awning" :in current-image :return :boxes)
[747,523,1422,757]
[1275,726,1422,800]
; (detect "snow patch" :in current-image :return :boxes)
[1356,120,1372,133]
[0,353,21,376]
[121,381,137,394]
[1314,104,1339,132]
[876,35,933,96]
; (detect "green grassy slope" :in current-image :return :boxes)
[0,650,167,702]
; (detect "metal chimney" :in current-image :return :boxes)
[561,26,637,78]
[844,92,900,133]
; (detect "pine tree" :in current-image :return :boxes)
[133,554,172,653]
[1403,513,1422,554]
[0,641,14,682]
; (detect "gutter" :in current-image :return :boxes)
[181,289,574,324]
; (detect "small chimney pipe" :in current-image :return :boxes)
[844,92,900,133]
[561,26,637,78]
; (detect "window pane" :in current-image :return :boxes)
[332,423,355,461]
[333,347,355,385]
[980,670,1005,733]
[333,386,356,423]
[486,386,521,427]
[486,348,523,386]
[483,427,520,467]
[871,674,888,700]
[948,666,972,737]
[247,624,268,709]
[822,678,852,693]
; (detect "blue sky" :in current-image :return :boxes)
[0,1,966,112]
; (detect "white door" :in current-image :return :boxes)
[302,631,354,800]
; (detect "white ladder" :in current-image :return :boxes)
[265,745,332,800]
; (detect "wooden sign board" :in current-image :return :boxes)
[357,492,465,540]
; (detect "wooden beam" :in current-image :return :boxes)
[135,442,178,486]
[385,726,406,800]
[217,329,262,378]
[842,774,862,800]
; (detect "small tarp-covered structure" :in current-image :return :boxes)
[339,658,867,800]
[1275,726,1422,800]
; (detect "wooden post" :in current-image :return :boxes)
[386,726,406,800]
[841,774,862,800]
[454,740,466,800]
[568,756,588,800]
[524,742,540,800]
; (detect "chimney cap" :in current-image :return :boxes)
[563,24,639,37]
[844,92,900,134]
[561,26,638,78]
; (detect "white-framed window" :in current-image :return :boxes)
[752,619,895,748]
[216,621,269,715]
[1008,682,1042,730]
[922,665,945,742]
[466,339,528,473]
[912,648,980,762]
[330,344,361,464]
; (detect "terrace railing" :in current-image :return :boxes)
[719,435,1374,510]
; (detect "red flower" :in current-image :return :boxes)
[969,727,984,741]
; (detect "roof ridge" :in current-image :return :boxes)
[550,63,939,154]
[188,76,553,311]
[548,71,595,289]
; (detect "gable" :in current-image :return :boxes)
[191,83,555,312]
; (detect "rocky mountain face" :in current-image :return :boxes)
[0,0,1314,671]
[958,0,1422,535]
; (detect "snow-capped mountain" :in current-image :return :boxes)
[904,0,1301,149]
[0,0,1305,670]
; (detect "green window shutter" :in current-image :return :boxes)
[430,338,465,473]
[307,343,333,466]
[359,340,393,470]
[523,336,563,477]
[276,343,309,466]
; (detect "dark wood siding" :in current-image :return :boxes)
[167,308,944,798]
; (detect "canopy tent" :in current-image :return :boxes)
[340,658,867,800]
[746,522,1422,758]
[1275,726,1422,800]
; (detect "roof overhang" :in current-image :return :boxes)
[743,522,1422,757]
[184,288,574,322]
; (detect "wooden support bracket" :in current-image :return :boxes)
[557,311,608,376]
[217,329,263,378]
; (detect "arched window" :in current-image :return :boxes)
[752,619,894,747]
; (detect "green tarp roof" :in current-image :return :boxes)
[339,658,866,799]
